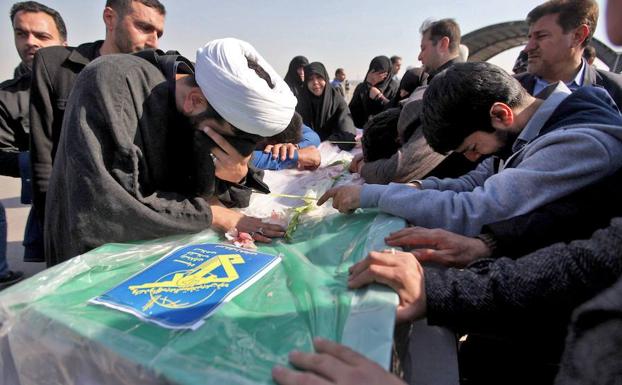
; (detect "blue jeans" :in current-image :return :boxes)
[0,202,8,277]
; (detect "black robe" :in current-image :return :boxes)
[295,62,356,150]
[348,55,399,128]
[44,52,260,265]
[284,55,308,98]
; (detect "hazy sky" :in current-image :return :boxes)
[0,0,617,81]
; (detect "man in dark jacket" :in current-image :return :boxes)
[45,38,296,266]
[0,1,66,287]
[517,0,622,105]
[347,218,622,384]
[29,0,166,262]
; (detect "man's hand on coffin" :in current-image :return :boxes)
[297,146,321,170]
[317,185,362,213]
[348,249,426,323]
[264,143,298,161]
[272,337,406,385]
[210,205,285,243]
[385,226,491,268]
[348,153,365,174]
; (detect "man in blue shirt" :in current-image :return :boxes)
[516,0,622,104]
[252,123,321,171]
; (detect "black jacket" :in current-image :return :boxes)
[515,63,622,107]
[554,276,622,385]
[483,166,622,258]
[0,63,31,177]
[425,218,622,384]
[29,41,103,219]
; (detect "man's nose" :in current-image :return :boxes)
[145,32,159,48]
[25,33,38,47]
[524,37,536,52]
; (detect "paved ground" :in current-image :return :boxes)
[1,175,46,280]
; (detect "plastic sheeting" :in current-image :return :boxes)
[0,143,405,385]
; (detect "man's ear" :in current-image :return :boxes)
[572,24,590,48]
[438,36,450,51]
[182,87,207,115]
[489,102,514,130]
[102,7,116,33]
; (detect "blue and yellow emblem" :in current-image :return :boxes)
[90,244,281,329]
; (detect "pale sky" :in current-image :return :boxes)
[0,0,617,81]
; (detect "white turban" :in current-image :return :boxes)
[195,38,297,137]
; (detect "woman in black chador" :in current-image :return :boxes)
[296,62,356,150]
[348,55,399,127]
[284,55,309,98]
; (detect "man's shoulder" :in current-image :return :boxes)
[36,40,103,69]
[36,45,76,65]
[594,68,622,90]
[0,75,25,91]
[595,67,622,80]
[88,53,161,72]
[76,54,165,90]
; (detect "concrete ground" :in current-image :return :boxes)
[1,175,46,281]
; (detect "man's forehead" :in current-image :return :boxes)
[14,10,54,26]
[126,1,165,35]
[421,31,432,44]
[529,13,563,34]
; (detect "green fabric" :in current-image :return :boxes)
[1,209,404,385]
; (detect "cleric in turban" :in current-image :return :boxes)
[45,38,298,265]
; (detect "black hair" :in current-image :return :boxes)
[419,18,461,54]
[362,108,401,162]
[422,62,527,154]
[105,0,166,16]
[10,1,67,41]
[527,0,598,48]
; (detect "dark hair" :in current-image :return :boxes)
[10,1,67,41]
[527,0,598,48]
[512,50,528,74]
[105,0,166,16]
[419,18,461,53]
[422,62,527,154]
[390,55,402,64]
[265,112,303,145]
[335,68,345,76]
[583,45,596,60]
[362,108,401,162]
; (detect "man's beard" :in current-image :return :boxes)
[493,129,520,160]
[184,110,261,157]
[114,23,141,53]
